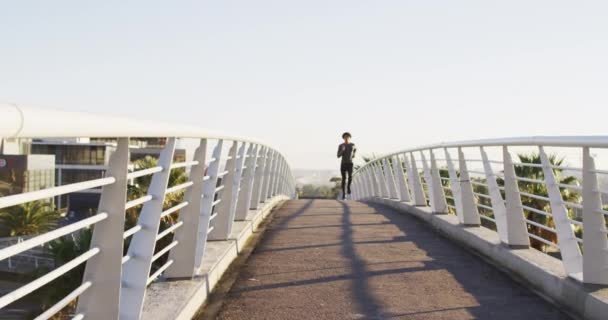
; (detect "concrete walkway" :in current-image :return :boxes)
[214,200,570,320]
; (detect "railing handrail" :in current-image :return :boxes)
[0,103,283,155]
[351,136,608,287]
[356,135,608,173]
[0,105,296,319]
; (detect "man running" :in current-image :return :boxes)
[337,132,356,200]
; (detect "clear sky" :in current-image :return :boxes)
[1,1,607,169]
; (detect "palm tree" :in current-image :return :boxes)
[508,153,580,251]
[36,229,92,318]
[126,156,188,271]
[457,152,581,251]
[126,156,188,227]
[0,201,61,237]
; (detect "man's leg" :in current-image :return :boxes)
[340,164,347,199]
[347,163,353,194]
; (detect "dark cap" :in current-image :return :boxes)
[342,132,352,139]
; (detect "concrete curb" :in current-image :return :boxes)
[364,197,608,320]
[142,196,289,320]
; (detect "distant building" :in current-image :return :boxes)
[0,154,55,197]
[29,138,113,214]
[31,138,185,219]
[1,137,185,220]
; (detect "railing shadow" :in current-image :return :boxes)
[228,199,570,319]
[338,201,384,319]
[363,201,571,319]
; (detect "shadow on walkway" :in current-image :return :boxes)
[339,201,384,319]
[214,200,570,320]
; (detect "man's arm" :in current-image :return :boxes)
[337,144,344,158]
[352,145,356,159]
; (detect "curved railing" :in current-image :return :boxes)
[0,104,296,319]
[352,136,608,285]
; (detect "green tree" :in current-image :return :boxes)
[505,153,580,251]
[40,229,92,314]
[0,201,61,237]
[470,152,580,251]
[329,177,342,198]
[126,156,188,227]
[125,156,189,273]
[297,184,339,199]
[438,152,580,252]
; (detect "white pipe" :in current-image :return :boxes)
[0,104,284,156]
[355,135,608,174]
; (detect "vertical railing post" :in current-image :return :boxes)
[280,160,287,196]
[272,156,283,197]
[267,152,278,199]
[281,157,288,196]
[268,154,277,198]
[445,148,464,220]
[208,142,243,240]
[278,156,285,196]
[364,167,376,198]
[284,160,290,195]
[77,138,129,320]
[420,151,435,209]
[120,138,176,320]
[582,147,608,284]
[275,157,283,197]
[368,165,378,197]
[261,150,275,202]
[372,164,383,197]
[406,153,427,206]
[429,150,448,214]
[194,140,223,269]
[539,146,582,277]
[165,139,208,279]
[235,144,258,220]
[250,146,267,209]
[230,142,247,215]
[361,170,370,199]
[481,147,509,239]
[365,169,373,199]
[502,146,530,248]
[457,147,481,226]
[383,158,399,199]
[284,159,289,195]
[375,162,390,198]
[393,155,411,202]
[271,151,280,199]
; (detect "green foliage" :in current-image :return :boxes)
[31,155,189,317]
[507,153,580,251]
[438,152,581,252]
[33,229,92,318]
[126,156,188,273]
[298,183,341,199]
[126,156,187,227]
[0,201,61,237]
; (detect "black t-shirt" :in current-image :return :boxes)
[337,143,356,164]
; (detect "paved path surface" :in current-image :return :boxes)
[214,200,570,320]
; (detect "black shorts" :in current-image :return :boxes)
[341,162,353,174]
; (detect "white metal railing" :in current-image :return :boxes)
[0,104,296,319]
[352,136,608,286]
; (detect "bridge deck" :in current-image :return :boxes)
[213,200,569,320]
